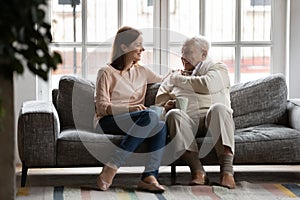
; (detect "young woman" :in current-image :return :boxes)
[94,26,167,193]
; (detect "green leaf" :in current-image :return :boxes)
[0,0,62,80]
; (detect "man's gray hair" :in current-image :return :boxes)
[181,35,211,66]
[182,36,210,53]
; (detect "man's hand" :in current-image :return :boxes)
[129,104,147,112]
[164,100,176,113]
[170,73,187,86]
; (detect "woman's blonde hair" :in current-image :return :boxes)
[110,26,142,70]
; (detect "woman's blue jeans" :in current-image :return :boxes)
[98,109,167,179]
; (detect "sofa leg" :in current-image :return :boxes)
[21,163,28,187]
[171,165,176,185]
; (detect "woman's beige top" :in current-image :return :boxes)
[94,64,162,125]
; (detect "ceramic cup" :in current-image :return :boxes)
[175,97,188,112]
[149,105,164,118]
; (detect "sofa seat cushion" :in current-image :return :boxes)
[144,83,160,107]
[233,124,300,163]
[193,124,300,165]
[235,124,300,142]
[57,130,150,166]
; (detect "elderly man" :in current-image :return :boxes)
[155,36,236,189]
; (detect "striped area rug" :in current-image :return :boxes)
[17,182,300,200]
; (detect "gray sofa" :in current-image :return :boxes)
[18,73,300,187]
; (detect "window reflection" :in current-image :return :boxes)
[123,0,153,28]
[170,0,199,39]
[49,0,274,90]
[50,47,82,89]
[241,0,271,41]
[210,47,235,85]
[205,0,236,42]
[87,0,118,42]
[51,0,82,42]
[240,47,270,82]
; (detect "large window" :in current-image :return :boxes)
[49,0,285,90]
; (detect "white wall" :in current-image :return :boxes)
[289,0,300,98]
[14,68,36,164]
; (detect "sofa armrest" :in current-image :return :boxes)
[18,101,60,167]
[287,98,300,132]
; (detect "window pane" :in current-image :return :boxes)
[51,47,82,89]
[251,0,271,6]
[241,0,271,41]
[86,47,111,82]
[240,47,270,82]
[168,30,189,72]
[210,47,235,85]
[87,0,118,42]
[170,0,200,41]
[51,0,82,42]
[123,0,153,28]
[48,0,277,94]
[169,47,184,71]
[122,1,154,45]
[205,0,235,42]
[140,47,154,71]
[85,46,154,82]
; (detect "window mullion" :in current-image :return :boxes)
[82,0,87,78]
[235,0,242,84]
[200,0,205,35]
[271,0,287,76]
[118,0,123,27]
[153,0,161,74]
[160,0,169,75]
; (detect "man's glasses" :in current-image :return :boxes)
[181,57,190,64]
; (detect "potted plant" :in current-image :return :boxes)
[0,0,62,199]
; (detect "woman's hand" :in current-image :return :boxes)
[129,104,147,112]
[164,100,176,113]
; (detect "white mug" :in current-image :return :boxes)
[149,105,164,118]
[175,97,188,112]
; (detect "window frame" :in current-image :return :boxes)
[251,0,271,7]
[41,0,287,100]
[167,0,287,84]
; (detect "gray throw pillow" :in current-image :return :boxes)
[57,75,95,131]
[230,73,288,129]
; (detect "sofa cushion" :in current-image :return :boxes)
[233,124,300,163]
[144,83,160,107]
[57,130,151,166]
[196,124,300,165]
[230,73,288,129]
[57,76,95,131]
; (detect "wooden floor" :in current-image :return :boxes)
[16,165,300,188]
